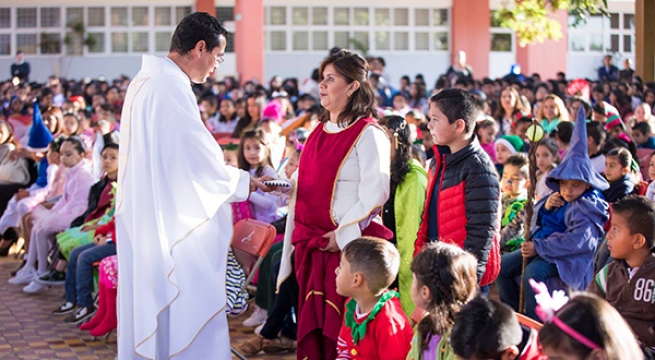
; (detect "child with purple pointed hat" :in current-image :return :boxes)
[496,106,610,320]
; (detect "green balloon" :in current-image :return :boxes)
[526,123,544,143]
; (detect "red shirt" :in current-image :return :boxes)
[337,296,413,360]
[95,217,116,243]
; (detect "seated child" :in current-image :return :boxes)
[475,119,498,163]
[500,153,529,253]
[646,152,655,200]
[538,292,644,360]
[335,237,413,360]
[632,122,655,149]
[496,108,610,320]
[587,121,607,175]
[552,121,574,159]
[588,195,655,349]
[605,114,626,139]
[451,296,546,360]
[603,148,635,203]
[407,242,479,360]
[512,117,533,145]
[535,138,559,201]
[495,135,525,175]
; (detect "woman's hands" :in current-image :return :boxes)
[320,231,339,252]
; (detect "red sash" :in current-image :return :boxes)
[292,118,392,360]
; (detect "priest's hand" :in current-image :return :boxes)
[320,231,339,252]
[257,175,277,192]
[521,241,537,258]
[250,177,270,193]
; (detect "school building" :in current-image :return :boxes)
[0,0,652,86]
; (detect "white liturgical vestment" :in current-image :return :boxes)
[116,55,250,359]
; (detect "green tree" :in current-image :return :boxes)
[494,0,608,46]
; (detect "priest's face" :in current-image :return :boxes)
[194,35,226,84]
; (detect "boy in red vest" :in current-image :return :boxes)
[416,88,501,290]
[335,237,413,359]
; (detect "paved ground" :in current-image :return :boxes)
[0,257,296,360]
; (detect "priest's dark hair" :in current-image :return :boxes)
[170,12,228,55]
[318,50,377,127]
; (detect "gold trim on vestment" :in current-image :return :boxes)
[304,290,342,316]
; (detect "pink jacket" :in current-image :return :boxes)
[33,160,95,232]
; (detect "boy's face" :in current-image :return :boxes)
[495,143,512,165]
[224,150,238,167]
[609,126,624,139]
[631,129,647,145]
[501,165,527,197]
[607,212,642,261]
[513,123,529,142]
[587,136,600,155]
[648,155,655,181]
[335,255,356,297]
[393,96,407,110]
[421,130,433,149]
[559,179,590,203]
[101,148,119,174]
[428,102,462,147]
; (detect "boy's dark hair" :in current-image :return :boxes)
[102,142,119,152]
[572,96,592,114]
[48,135,65,153]
[393,92,408,101]
[592,85,605,94]
[201,95,218,107]
[451,296,522,359]
[515,116,534,127]
[632,121,652,135]
[418,123,430,132]
[429,89,477,134]
[504,153,529,179]
[342,237,400,295]
[586,121,606,146]
[553,121,574,145]
[611,195,655,250]
[170,12,229,55]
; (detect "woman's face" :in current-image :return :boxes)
[319,64,353,116]
[236,102,247,119]
[535,87,549,101]
[219,100,235,118]
[42,112,59,134]
[10,100,22,113]
[646,92,655,105]
[246,98,260,121]
[62,115,79,136]
[409,83,418,97]
[500,89,516,110]
[635,105,646,122]
[543,98,559,120]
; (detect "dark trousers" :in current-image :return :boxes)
[260,260,298,340]
[65,242,116,307]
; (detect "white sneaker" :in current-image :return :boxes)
[254,323,264,335]
[23,280,47,293]
[8,267,36,285]
[242,306,268,327]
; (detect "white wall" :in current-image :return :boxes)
[0,53,238,82]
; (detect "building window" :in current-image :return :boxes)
[111,32,128,52]
[570,33,585,52]
[292,7,308,26]
[334,31,349,48]
[270,7,286,25]
[568,11,634,54]
[132,32,148,52]
[312,7,327,26]
[175,7,191,24]
[0,8,10,29]
[334,8,349,26]
[66,8,84,27]
[88,7,105,27]
[155,31,170,52]
[16,34,37,54]
[354,31,369,50]
[433,9,448,26]
[132,7,149,27]
[354,8,369,26]
[415,32,429,50]
[41,7,61,28]
[313,31,328,50]
[155,7,172,26]
[434,32,448,50]
[17,8,37,28]
[374,9,390,27]
[293,31,308,50]
[394,32,408,50]
[270,31,286,50]
[491,33,512,52]
[216,7,233,23]
[415,9,429,26]
[111,7,128,27]
[88,32,105,53]
[375,31,389,50]
[0,34,10,55]
[394,9,408,26]
[624,14,634,30]
[41,33,61,54]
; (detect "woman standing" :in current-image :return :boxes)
[271,50,392,359]
[494,87,526,137]
[379,115,427,317]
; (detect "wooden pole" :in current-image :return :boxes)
[518,120,541,313]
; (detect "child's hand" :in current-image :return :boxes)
[94,235,107,246]
[521,241,537,258]
[14,189,29,200]
[545,192,565,211]
[256,176,276,192]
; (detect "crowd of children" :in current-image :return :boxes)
[1,50,655,360]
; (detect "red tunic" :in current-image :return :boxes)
[336,296,413,360]
[293,118,393,360]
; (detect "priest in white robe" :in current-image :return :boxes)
[116,13,259,359]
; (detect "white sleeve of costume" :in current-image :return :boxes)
[334,125,390,249]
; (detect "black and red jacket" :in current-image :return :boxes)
[415,136,501,286]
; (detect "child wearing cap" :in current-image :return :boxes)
[496,107,610,320]
[495,135,525,175]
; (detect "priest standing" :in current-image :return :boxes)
[116,13,263,359]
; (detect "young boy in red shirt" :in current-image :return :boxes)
[335,237,413,359]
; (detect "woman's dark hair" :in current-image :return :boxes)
[169,12,229,55]
[237,129,273,177]
[218,98,237,123]
[42,105,64,135]
[606,147,632,168]
[539,293,643,359]
[379,116,411,195]
[411,242,478,351]
[231,94,265,138]
[644,88,655,106]
[318,50,377,126]
[494,86,525,122]
[409,82,427,107]
[612,89,631,108]
[62,135,86,155]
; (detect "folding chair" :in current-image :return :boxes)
[229,219,277,360]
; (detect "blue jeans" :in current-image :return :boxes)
[495,250,558,320]
[65,242,117,307]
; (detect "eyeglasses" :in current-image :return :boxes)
[215,55,225,64]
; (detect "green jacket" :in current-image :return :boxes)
[406,326,455,360]
[395,159,428,317]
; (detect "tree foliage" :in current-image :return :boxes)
[494,0,608,47]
